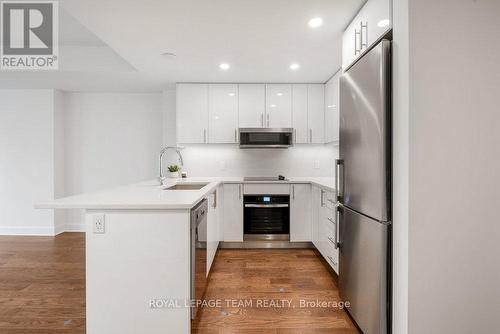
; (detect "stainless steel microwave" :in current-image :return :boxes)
[238,128,293,148]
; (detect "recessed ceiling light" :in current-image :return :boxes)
[270,104,277,108]
[160,52,176,57]
[289,63,300,70]
[377,19,390,28]
[308,17,323,28]
[277,92,283,96]
[228,93,235,97]
[219,63,230,70]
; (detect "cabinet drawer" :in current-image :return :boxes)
[324,246,339,273]
[243,184,290,195]
[318,217,339,274]
[324,190,336,209]
[322,219,336,247]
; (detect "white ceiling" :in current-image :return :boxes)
[0,8,160,92]
[1,0,365,92]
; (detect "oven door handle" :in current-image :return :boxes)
[244,204,289,208]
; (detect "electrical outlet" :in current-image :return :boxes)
[93,214,105,234]
[314,160,320,169]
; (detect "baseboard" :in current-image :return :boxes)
[0,226,56,236]
[62,224,86,233]
[0,224,86,236]
[220,241,314,249]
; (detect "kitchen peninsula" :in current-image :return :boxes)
[36,177,336,334]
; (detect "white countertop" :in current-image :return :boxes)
[35,177,335,210]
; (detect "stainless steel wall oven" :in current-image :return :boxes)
[243,195,290,241]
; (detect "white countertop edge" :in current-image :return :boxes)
[35,178,335,210]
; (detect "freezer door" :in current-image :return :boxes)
[339,206,389,334]
[339,40,391,221]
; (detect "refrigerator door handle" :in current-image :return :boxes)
[335,159,344,202]
[335,204,341,249]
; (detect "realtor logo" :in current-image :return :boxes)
[1,1,58,70]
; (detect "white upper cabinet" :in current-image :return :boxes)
[238,84,265,128]
[208,84,239,143]
[176,84,208,143]
[177,83,330,144]
[325,72,340,143]
[342,0,392,70]
[266,84,292,128]
[364,0,392,49]
[307,84,325,144]
[292,84,308,144]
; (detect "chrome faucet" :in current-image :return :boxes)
[158,146,184,184]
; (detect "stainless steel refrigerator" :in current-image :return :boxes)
[336,39,391,334]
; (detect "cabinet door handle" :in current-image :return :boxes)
[261,113,264,127]
[309,129,313,143]
[213,190,217,208]
[354,29,361,55]
[335,159,344,202]
[292,185,295,199]
[320,190,325,207]
[266,114,270,127]
[234,129,237,143]
[204,129,207,143]
[335,205,341,249]
[238,184,242,199]
[360,21,368,50]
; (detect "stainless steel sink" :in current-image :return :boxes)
[164,183,208,190]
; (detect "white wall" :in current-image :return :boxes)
[177,143,337,177]
[64,93,163,230]
[392,0,409,332]
[0,90,60,235]
[405,0,500,333]
[54,90,66,234]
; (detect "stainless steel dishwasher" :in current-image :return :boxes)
[190,199,207,319]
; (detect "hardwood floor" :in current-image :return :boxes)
[0,233,85,334]
[0,233,358,333]
[193,249,359,334]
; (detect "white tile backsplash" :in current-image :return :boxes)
[174,143,338,177]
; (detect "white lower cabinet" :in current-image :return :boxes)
[290,184,312,242]
[312,185,322,248]
[217,185,224,242]
[207,188,219,275]
[312,186,339,274]
[222,184,243,242]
